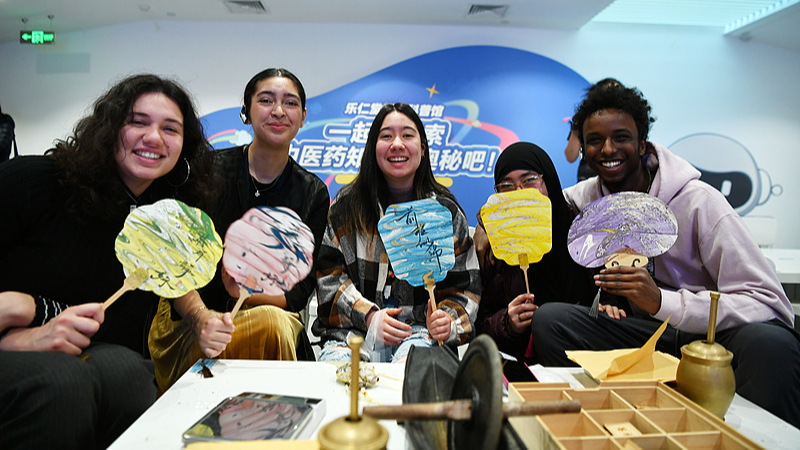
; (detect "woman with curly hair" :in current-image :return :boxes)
[0,73,217,449]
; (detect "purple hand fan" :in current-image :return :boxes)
[568,192,678,317]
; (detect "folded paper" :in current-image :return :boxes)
[566,318,679,382]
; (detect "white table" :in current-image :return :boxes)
[110,360,800,449]
[762,248,800,284]
[110,360,408,449]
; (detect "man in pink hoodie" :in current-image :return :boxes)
[530,83,799,428]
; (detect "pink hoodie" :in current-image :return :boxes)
[564,143,794,334]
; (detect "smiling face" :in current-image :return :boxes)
[115,92,184,196]
[496,169,548,197]
[247,76,306,151]
[375,111,424,191]
[582,108,647,193]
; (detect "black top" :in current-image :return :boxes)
[199,146,330,313]
[0,156,165,355]
[476,143,596,360]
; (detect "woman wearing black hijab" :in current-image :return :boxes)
[473,142,595,363]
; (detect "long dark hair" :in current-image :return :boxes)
[48,73,218,221]
[240,68,306,123]
[333,103,456,235]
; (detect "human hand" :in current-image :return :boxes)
[595,266,661,315]
[366,307,412,346]
[507,293,537,334]
[0,291,36,331]
[564,129,581,163]
[0,303,103,354]
[598,303,627,320]
[194,309,235,358]
[426,301,452,343]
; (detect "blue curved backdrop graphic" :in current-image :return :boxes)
[202,45,590,225]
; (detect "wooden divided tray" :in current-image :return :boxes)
[508,381,763,450]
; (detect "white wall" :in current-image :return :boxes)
[2,21,799,246]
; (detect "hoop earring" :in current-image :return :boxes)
[167,157,191,187]
[579,148,585,161]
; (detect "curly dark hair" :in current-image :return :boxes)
[570,78,623,133]
[47,74,218,221]
[572,84,655,147]
[333,103,458,235]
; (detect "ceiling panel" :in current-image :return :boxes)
[1,0,797,51]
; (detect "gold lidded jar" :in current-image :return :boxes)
[676,291,735,420]
[677,339,735,420]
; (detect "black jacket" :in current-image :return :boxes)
[201,146,330,314]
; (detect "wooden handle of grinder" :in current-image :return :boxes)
[363,399,581,421]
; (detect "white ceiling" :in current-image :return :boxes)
[1,0,798,51]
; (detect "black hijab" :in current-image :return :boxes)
[493,142,592,305]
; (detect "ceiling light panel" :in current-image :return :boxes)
[590,0,790,28]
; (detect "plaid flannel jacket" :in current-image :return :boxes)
[312,195,481,346]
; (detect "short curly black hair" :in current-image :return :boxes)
[572,84,655,146]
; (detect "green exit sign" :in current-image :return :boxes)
[20,30,56,45]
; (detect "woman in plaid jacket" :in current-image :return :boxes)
[311,103,481,362]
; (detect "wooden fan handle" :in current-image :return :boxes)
[102,285,131,311]
[230,288,248,318]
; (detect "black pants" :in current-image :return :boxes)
[531,302,800,429]
[0,343,157,450]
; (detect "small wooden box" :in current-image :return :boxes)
[508,381,762,449]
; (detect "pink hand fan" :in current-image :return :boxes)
[223,206,315,317]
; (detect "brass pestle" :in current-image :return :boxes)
[317,336,389,450]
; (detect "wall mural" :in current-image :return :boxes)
[668,133,782,216]
[203,46,780,225]
[202,45,590,225]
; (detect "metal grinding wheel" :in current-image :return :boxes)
[402,346,460,449]
[448,335,504,450]
[365,337,580,449]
